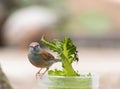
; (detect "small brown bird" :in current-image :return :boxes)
[28,42,61,78]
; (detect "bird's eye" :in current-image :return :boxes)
[36,45,39,47]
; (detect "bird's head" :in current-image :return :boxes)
[29,42,41,54]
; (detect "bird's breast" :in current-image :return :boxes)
[28,54,46,68]
[28,54,42,61]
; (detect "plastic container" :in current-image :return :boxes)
[38,74,99,89]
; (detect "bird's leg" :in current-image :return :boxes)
[36,68,42,78]
[42,67,49,75]
[36,67,49,79]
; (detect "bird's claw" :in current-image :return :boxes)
[36,73,44,79]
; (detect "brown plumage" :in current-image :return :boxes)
[28,42,61,78]
[39,50,54,61]
[28,50,54,68]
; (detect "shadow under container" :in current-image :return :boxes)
[38,75,99,89]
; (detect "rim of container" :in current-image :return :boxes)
[47,74,99,78]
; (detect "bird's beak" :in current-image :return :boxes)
[32,45,36,48]
[30,45,36,50]
[33,46,36,50]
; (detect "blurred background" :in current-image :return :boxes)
[0,0,120,89]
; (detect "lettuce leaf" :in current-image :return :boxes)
[41,36,79,76]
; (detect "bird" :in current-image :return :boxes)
[28,42,61,78]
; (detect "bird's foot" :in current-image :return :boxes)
[36,73,44,79]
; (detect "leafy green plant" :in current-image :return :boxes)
[41,36,92,89]
[41,36,79,76]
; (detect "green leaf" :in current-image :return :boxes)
[48,69,65,76]
[41,36,79,76]
[41,36,57,52]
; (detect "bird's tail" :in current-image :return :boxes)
[54,58,61,62]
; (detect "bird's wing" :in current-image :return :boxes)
[39,50,54,61]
